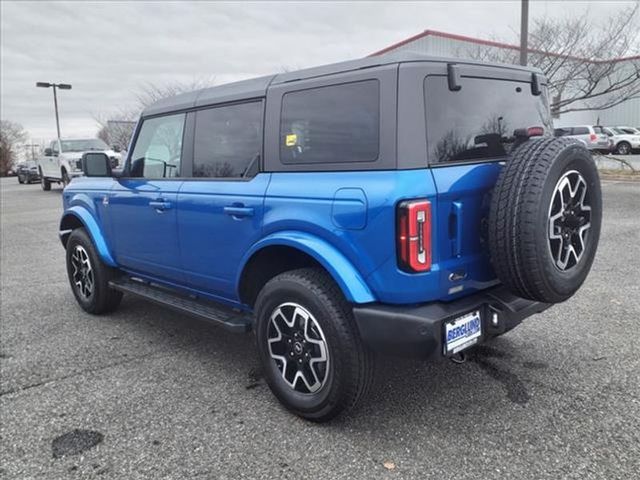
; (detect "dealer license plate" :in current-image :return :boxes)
[444,310,482,354]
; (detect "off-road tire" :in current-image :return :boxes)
[40,169,51,191]
[488,137,602,304]
[254,268,374,422]
[66,228,123,314]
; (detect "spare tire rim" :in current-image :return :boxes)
[548,170,592,271]
[71,245,94,299]
[267,302,329,394]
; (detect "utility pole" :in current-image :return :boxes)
[36,82,72,141]
[519,0,529,66]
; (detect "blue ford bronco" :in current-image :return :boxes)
[60,53,602,421]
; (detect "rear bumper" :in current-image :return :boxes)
[353,286,551,359]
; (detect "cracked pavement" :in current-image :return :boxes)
[1,177,639,479]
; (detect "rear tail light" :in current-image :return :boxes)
[526,126,544,137]
[590,133,597,141]
[397,199,431,272]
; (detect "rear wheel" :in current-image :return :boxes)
[40,168,51,191]
[66,228,123,314]
[254,268,374,422]
[489,138,602,303]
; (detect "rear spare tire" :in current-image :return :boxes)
[488,137,602,304]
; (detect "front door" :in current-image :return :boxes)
[177,101,268,302]
[109,113,186,283]
[42,141,59,177]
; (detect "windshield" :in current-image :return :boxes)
[612,128,627,135]
[425,76,552,163]
[60,139,109,152]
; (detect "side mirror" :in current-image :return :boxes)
[81,152,112,177]
[44,148,53,156]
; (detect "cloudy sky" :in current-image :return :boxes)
[1,0,637,142]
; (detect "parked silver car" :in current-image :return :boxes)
[603,127,640,155]
[553,125,610,153]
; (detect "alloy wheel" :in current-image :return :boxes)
[71,245,94,299]
[548,170,592,271]
[617,143,630,155]
[267,302,330,394]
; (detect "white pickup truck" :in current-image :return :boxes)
[37,138,122,190]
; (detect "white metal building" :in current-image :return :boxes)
[371,30,640,128]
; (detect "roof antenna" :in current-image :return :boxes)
[447,64,462,91]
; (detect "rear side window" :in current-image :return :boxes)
[280,80,379,164]
[130,113,185,178]
[193,102,263,178]
[572,127,589,135]
[425,76,551,163]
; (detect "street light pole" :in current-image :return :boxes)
[36,82,72,141]
[519,0,529,66]
[52,84,61,140]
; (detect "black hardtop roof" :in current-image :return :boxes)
[141,52,543,117]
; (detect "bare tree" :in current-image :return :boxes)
[133,77,215,111]
[96,116,137,151]
[95,77,215,150]
[463,4,640,115]
[0,120,28,176]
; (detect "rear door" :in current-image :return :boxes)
[108,113,186,282]
[177,101,269,302]
[403,63,552,296]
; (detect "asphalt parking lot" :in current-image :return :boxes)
[1,176,639,479]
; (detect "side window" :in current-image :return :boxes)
[280,80,379,164]
[130,113,185,178]
[572,127,589,135]
[193,102,263,178]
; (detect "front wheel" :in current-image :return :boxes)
[616,142,631,155]
[66,228,123,314]
[18,175,24,184]
[40,169,51,191]
[61,170,70,187]
[254,268,374,422]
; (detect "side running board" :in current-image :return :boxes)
[109,277,252,333]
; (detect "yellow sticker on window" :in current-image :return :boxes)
[285,133,297,147]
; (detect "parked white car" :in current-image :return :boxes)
[553,125,610,153]
[603,127,640,155]
[617,126,640,135]
[37,138,121,190]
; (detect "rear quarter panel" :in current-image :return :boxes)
[264,169,454,305]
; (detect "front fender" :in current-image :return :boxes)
[239,231,376,304]
[60,205,117,267]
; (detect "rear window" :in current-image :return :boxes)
[425,76,551,163]
[572,127,589,135]
[593,126,604,134]
[280,80,379,165]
